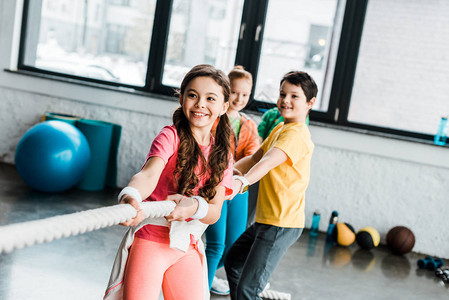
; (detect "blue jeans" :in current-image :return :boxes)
[205,192,248,288]
[224,223,303,300]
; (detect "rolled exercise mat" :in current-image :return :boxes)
[76,119,113,191]
[105,123,121,189]
[41,112,80,126]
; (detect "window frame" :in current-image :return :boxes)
[16,0,437,143]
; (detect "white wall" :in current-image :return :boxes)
[0,85,174,186]
[1,0,449,258]
[308,126,449,259]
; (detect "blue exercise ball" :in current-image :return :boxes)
[15,120,91,193]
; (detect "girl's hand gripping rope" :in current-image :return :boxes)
[119,195,146,226]
[165,194,200,222]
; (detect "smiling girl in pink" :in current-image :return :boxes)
[104,64,233,300]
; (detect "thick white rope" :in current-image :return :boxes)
[0,201,176,254]
[259,289,291,300]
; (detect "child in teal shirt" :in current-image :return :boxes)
[258,107,309,140]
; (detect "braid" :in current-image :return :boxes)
[173,107,207,197]
[198,114,231,199]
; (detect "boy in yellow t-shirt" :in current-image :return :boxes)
[224,71,317,300]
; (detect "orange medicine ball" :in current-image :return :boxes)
[332,222,356,246]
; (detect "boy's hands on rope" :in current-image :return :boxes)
[165,194,199,222]
[119,195,146,226]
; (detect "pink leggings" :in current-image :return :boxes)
[123,237,204,300]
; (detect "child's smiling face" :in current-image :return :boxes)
[277,81,315,123]
[180,76,228,132]
[228,78,252,113]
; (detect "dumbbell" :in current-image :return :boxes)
[435,267,449,282]
[417,256,444,271]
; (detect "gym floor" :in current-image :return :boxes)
[0,162,447,300]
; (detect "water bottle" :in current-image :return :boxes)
[434,116,448,146]
[326,210,338,242]
[309,210,320,236]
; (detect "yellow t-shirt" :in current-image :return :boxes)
[255,122,314,228]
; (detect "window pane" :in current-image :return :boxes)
[254,0,344,111]
[23,0,156,86]
[162,0,244,87]
[348,0,449,135]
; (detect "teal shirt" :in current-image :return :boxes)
[257,107,309,140]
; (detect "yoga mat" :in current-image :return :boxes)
[41,113,121,190]
[105,123,121,189]
[41,112,80,125]
[76,119,113,191]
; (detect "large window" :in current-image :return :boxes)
[19,0,345,108]
[19,0,443,143]
[22,0,156,86]
[162,0,244,87]
[253,0,343,113]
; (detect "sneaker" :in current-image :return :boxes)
[210,276,230,296]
